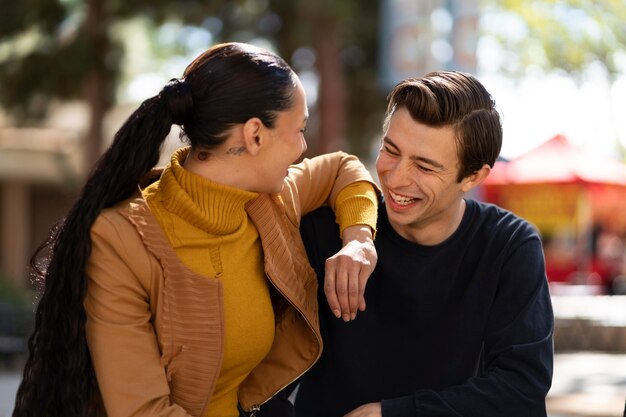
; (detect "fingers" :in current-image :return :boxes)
[323,232,377,322]
[324,260,341,319]
[358,267,369,312]
[348,262,360,318]
[324,252,371,322]
[343,403,382,417]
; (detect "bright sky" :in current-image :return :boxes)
[481,72,626,162]
[478,8,626,162]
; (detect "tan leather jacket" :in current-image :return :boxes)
[84,151,376,416]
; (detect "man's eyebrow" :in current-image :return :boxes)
[411,155,445,170]
[383,136,445,170]
[383,136,399,151]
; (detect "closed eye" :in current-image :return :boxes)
[383,146,399,156]
[417,164,434,173]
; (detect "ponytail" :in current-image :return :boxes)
[13,84,185,416]
[13,40,298,416]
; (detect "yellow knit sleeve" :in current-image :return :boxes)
[333,181,378,238]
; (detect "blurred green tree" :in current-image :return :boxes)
[482,0,626,81]
[0,0,230,168]
[482,0,626,156]
[1,0,114,166]
[0,0,384,169]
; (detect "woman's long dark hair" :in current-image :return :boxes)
[12,42,296,417]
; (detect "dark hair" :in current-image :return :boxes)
[384,71,502,181]
[13,42,297,417]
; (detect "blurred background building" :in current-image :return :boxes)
[1,0,625,415]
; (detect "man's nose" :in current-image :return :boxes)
[386,159,412,188]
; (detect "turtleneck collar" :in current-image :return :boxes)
[158,147,258,236]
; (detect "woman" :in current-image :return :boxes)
[13,42,378,417]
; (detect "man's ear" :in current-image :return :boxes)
[461,164,491,193]
[242,117,264,155]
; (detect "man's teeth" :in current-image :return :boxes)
[389,190,416,205]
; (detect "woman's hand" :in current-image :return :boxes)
[324,225,377,321]
[344,402,382,417]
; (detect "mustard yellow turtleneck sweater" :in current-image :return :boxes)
[142,148,377,417]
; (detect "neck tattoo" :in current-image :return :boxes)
[227,146,246,156]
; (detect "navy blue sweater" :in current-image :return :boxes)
[289,198,554,417]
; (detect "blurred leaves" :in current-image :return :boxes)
[0,26,100,118]
[0,0,66,37]
[482,0,626,80]
[0,0,113,121]
[0,0,384,157]
[0,0,224,121]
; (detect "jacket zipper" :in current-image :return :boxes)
[247,350,320,413]
[246,272,323,414]
[248,404,260,416]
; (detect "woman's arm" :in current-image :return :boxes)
[282,151,380,321]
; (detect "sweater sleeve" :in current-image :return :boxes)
[281,151,379,231]
[333,182,378,237]
[381,235,554,417]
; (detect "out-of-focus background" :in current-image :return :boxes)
[1,0,625,416]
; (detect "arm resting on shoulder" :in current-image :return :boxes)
[283,151,378,223]
[326,182,378,320]
[284,152,379,321]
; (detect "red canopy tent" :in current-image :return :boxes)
[485,134,626,186]
[481,134,626,290]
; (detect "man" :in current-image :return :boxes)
[289,71,554,417]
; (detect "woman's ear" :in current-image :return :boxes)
[242,118,264,155]
[460,164,491,193]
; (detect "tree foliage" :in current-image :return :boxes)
[481,0,626,81]
[0,0,385,161]
[0,0,86,118]
[0,0,219,121]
